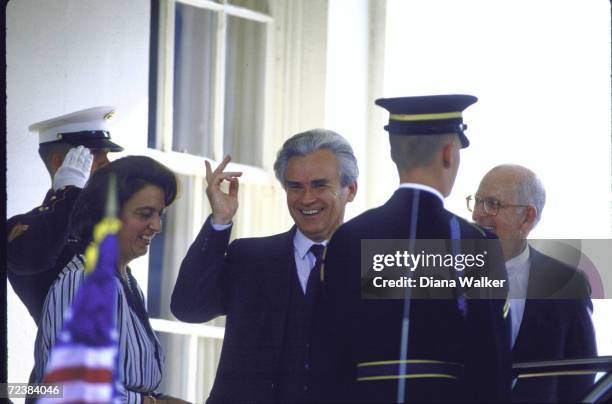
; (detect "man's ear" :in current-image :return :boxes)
[49,149,70,177]
[346,181,358,202]
[51,151,65,172]
[441,143,454,168]
[521,205,537,234]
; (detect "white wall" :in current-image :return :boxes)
[7,0,151,390]
[325,0,370,220]
[382,0,612,355]
[382,0,612,239]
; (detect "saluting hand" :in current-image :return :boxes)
[205,155,243,225]
[52,146,94,191]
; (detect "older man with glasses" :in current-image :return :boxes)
[469,164,597,402]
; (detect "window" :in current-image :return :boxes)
[153,0,272,167]
[223,15,267,165]
[172,4,217,157]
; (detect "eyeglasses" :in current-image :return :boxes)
[466,195,531,216]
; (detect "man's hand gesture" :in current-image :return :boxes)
[205,155,243,225]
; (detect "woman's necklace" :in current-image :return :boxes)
[120,269,132,292]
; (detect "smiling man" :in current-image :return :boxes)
[171,129,358,403]
[284,147,356,242]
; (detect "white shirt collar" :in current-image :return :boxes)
[293,227,328,259]
[399,183,445,205]
[505,244,530,271]
[505,244,531,292]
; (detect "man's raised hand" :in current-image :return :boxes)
[205,155,243,225]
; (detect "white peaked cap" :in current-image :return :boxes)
[29,106,123,151]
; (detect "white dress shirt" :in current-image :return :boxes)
[506,246,531,349]
[293,228,328,294]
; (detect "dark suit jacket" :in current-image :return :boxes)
[171,216,299,402]
[312,188,512,402]
[511,248,597,402]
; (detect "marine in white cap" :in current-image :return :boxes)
[8,106,124,325]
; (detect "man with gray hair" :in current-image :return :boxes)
[171,129,358,402]
[469,164,596,402]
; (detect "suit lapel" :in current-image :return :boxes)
[526,248,546,298]
[513,300,535,359]
[266,226,298,363]
[513,248,544,358]
[264,226,297,302]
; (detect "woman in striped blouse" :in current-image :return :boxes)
[34,156,180,403]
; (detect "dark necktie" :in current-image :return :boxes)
[306,244,325,294]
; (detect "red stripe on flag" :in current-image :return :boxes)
[44,367,113,383]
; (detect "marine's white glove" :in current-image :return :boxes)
[52,146,94,191]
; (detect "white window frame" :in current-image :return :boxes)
[150,319,224,401]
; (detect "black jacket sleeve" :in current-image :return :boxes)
[7,186,81,275]
[170,215,233,323]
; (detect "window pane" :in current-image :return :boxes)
[227,0,269,14]
[172,2,216,156]
[224,16,266,166]
[148,173,208,317]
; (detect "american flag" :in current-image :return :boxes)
[39,177,122,404]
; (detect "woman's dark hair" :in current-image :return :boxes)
[69,155,179,248]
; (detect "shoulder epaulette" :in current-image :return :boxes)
[34,186,79,216]
[8,223,29,242]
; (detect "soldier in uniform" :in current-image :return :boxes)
[8,106,123,325]
[312,95,512,402]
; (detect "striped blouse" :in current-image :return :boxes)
[34,255,165,403]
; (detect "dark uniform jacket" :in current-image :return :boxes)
[511,247,597,402]
[172,217,310,402]
[7,186,81,324]
[311,188,512,402]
